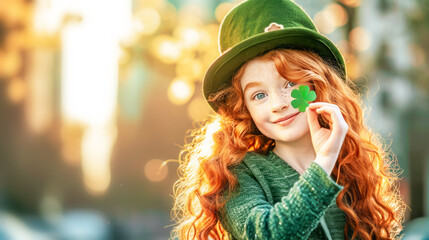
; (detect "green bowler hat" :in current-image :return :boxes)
[203,0,346,111]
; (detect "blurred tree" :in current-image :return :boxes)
[407,0,429,95]
[404,0,429,220]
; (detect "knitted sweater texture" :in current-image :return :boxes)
[218,151,348,240]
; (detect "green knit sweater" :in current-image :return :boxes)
[218,151,348,240]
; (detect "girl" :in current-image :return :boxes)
[171,0,406,239]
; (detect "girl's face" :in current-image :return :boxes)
[240,58,311,143]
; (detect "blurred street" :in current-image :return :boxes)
[0,0,428,239]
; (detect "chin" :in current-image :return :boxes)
[264,128,310,144]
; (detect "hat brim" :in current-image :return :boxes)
[203,27,346,111]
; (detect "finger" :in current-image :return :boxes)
[314,106,348,137]
[308,102,340,109]
[316,108,333,125]
[306,104,321,134]
[310,103,341,125]
[308,103,334,126]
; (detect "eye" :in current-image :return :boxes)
[286,81,297,88]
[253,92,267,100]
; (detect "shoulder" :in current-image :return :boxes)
[244,151,269,162]
[229,151,270,176]
[226,151,275,202]
[224,151,271,187]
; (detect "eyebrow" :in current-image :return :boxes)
[243,81,262,94]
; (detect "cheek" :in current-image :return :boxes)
[246,106,269,130]
[245,100,266,119]
[248,108,267,125]
[280,89,293,101]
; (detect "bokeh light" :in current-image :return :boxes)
[7,77,26,104]
[133,8,161,35]
[167,77,194,105]
[314,3,349,34]
[82,125,117,195]
[0,0,425,238]
[177,5,204,27]
[135,0,165,9]
[349,27,371,51]
[339,0,361,8]
[151,35,182,64]
[160,2,177,23]
[176,58,203,81]
[25,50,55,134]
[344,53,361,79]
[175,27,202,49]
[314,10,336,34]
[326,3,348,27]
[144,159,168,182]
[0,50,22,78]
[338,40,350,56]
[33,0,65,35]
[215,3,234,23]
[61,123,84,166]
[187,97,212,122]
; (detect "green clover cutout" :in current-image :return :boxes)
[291,85,317,112]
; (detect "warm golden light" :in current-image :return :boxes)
[187,119,221,168]
[25,50,55,134]
[61,122,84,166]
[200,24,220,63]
[135,0,165,8]
[344,53,361,79]
[176,58,203,81]
[339,0,361,7]
[203,48,220,69]
[177,5,204,28]
[0,50,22,78]
[205,23,220,41]
[161,2,177,22]
[175,27,201,49]
[62,24,119,125]
[133,8,161,35]
[196,28,212,52]
[314,10,336,34]
[151,35,182,64]
[33,0,65,35]
[167,77,194,105]
[118,48,131,65]
[338,40,351,56]
[215,3,234,23]
[82,125,117,195]
[7,77,26,104]
[326,4,348,27]
[187,97,212,122]
[199,118,221,159]
[144,159,168,182]
[59,0,131,195]
[349,27,371,51]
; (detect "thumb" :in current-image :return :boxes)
[306,104,321,135]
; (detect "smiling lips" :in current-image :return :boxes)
[273,112,300,124]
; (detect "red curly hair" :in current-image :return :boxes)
[171,49,406,240]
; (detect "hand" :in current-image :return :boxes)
[306,102,349,175]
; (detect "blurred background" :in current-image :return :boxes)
[0,0,428,239]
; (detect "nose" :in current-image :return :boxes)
[270,90,290,112]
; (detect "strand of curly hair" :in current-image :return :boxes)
[170,49,406,240]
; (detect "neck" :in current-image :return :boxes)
[273,132,316,174]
